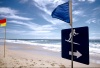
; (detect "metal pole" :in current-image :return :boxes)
[71,26,73,68]
[69,0,73,68]
[4,26,6,58]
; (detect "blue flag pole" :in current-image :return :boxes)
[69,0,73,68]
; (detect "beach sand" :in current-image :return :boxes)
[0,43,100,68]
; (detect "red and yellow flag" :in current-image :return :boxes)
[0,18,6,27]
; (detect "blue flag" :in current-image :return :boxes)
[51,2,70,23]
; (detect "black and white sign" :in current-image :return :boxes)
[61,26,89,65]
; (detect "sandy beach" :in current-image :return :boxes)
[0,42,100,68]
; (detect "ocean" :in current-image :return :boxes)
[1,39,100,64]
[6,39,100,53]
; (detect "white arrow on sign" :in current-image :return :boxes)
[69,51,82,58]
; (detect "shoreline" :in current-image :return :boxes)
[0,43,100,67]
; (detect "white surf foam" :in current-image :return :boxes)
[6,40,100,53]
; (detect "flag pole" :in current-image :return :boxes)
[69,0,73,68]
[4,26,6,58]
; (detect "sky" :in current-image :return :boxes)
[0,0,100,39]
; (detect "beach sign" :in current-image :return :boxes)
[61,26,89,65]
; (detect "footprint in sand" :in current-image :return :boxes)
[53,61,55,62]
[59,65,66,68]
[40,63,45,65]
[51,62,58,66]
[25,59,28,61]
[19,66,27,68]
[15,61,19,63]
[33,62,37,65]
[30,64,34,66]
[51,63,55,66]
[31,59,33,62]
[24,58,26,60]
[16,62,20,65]
[1,63,4,65]
[38,60,41,61]
[54,63,58,65]
[26,63,28,64]
[46,61,50,63]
